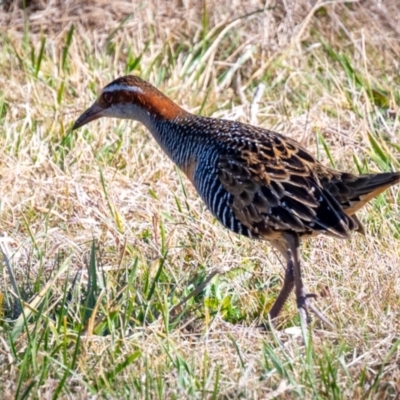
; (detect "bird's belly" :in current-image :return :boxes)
[192,168,254,238]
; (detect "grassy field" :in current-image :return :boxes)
[1,0,400,398]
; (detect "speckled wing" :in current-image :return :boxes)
[217,133,357,239]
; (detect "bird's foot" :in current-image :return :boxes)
[297,290,334,329]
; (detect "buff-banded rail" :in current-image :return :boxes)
[73,75,400,328]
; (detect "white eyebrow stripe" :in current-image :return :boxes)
[102,84,144,94]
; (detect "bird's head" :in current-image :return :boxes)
[72,75,186,130]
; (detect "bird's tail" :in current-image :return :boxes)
[331,171,400,216]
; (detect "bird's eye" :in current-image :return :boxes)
[103,93,113,103]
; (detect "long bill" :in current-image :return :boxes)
[72,103,104,130]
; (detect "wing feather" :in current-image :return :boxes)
[217,136,355,239]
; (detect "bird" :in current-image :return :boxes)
[72,75,400,328]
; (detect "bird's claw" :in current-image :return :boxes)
[297,292,334,328]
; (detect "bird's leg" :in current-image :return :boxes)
[285,232,334,328]
[269,260,294,320]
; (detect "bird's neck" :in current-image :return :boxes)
[145,113,197,169]
[125,89,202,175]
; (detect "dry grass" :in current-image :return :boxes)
[0,0,400,398]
